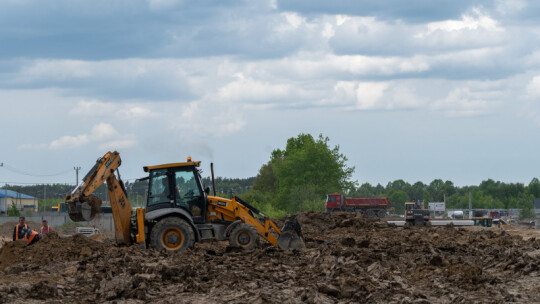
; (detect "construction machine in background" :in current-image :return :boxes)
[404,201,431,227]
[65,151,305,251]
[472,217,493,227]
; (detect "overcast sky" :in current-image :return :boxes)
[1,0,539,187]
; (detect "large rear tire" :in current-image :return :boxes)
[150,217,195,252]
[229,223,258,250]
[367,209,376,218]
[377,210,386,218]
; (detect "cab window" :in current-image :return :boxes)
[148,169,170,206]
[174,170,204,220]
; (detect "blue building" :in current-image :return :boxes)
[0,190,38,214]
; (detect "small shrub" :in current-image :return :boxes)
[7,202,20,217]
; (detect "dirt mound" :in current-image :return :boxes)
[0,231,107,271]
[0,211,539,303]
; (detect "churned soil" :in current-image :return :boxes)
[0,212,539,303]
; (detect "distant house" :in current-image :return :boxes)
[0,190,38,213]
[534,198,540,215]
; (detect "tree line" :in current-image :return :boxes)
[350,178,537,217]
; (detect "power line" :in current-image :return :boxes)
[0,177,145,185]
[1,163,73,177]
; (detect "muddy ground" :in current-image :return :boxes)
[0,212,539,303]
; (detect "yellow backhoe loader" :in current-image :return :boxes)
[65,151,305,251]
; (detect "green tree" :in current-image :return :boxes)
[253,133,355,214]
[388,190,408,215]
[252,162,278,193]
[408,182,426,202]
[528,178,540,198]
[352,183,375,197]
[8,202,21,216]
[428,179,445,201]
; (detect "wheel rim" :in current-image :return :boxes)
[236,231,252,247]
[161,227,184,250]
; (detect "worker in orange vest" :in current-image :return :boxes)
[13,216,29,241]
[40,219,53,234]
[21,227,41,246]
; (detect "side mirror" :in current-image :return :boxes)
[204,187,210,195]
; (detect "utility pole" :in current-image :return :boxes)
[43,184,46,213]
[469,190,472,219]
[74,167,81,186]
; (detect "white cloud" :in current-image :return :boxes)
[90,123,118,141]
[20,123,137,150]
[69,100,115,116]
[49,134,90,149]
[353,82,388,110]
[526,75,540,97]
[70,100,157,119]
[175,99,246,136]
[328,81,424,111]
[125,105,156,118]
[322,23,335,39]
[413,8,506,50]
[495,0,526,15]
[278,12,306,31]
[19,59,93,81]
[431,88,495,117]
[99,139,137,150]
[216,73,297,103]
[332,54,430,75]
[423,8,502,34]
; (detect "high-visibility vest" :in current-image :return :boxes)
[40,226,52,233]
[27,230,39,245]
[15,224,28,240]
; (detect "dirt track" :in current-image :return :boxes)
[0,212,539,303]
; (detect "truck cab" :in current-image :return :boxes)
[325,193,343,211]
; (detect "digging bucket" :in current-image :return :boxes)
[277,215,306,249]
[67,195,102,222]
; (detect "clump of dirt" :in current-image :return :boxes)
[66,195,102,222]
[83,195,103,216]
[0,211,539,303]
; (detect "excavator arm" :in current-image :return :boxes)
[207,195,305,249]
[65,151,133,245]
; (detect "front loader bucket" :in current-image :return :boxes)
[277,216,306,249]
[67,195,102,222]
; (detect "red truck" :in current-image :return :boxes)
[325,193,391,218]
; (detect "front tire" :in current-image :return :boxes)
[150,217,195,252]
[229,223,258,250]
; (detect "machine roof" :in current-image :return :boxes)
[143,161,201,172]
[0,190,38,199]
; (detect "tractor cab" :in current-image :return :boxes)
[144,158,209,224]
[473,217,493,227]
[404,201,430,226]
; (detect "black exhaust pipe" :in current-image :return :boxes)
[211,163,216,196]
